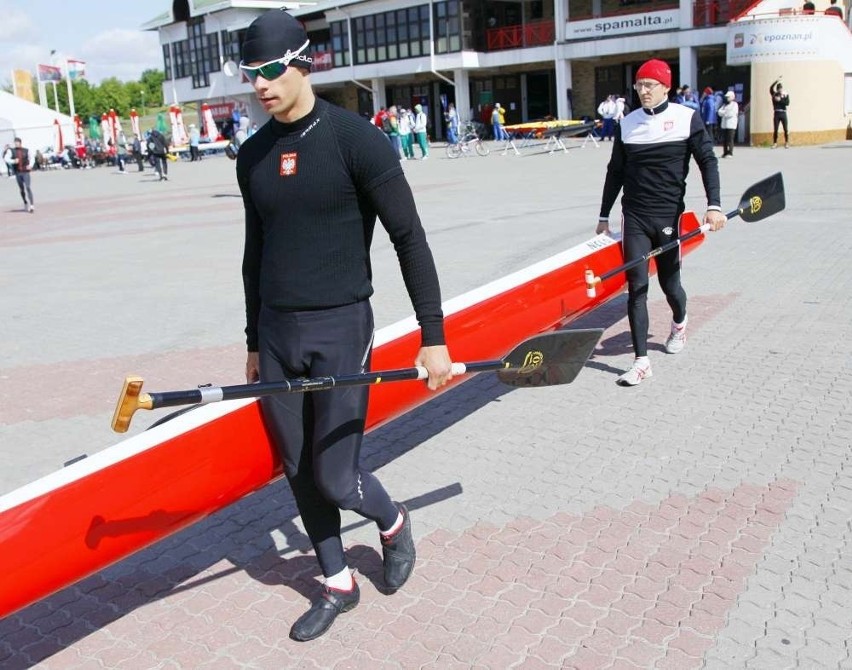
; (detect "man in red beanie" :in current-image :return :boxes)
[595,58,727,386]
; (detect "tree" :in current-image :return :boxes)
[140,69,166,106]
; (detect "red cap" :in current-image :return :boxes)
[635,59,672,89]
[703,86,713,95]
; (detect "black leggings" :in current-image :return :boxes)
[722,128,735,157]
[773,111,788,144]
[258,300,398,577]
[622,210,687,357]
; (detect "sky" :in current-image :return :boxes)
[0,0,167,86]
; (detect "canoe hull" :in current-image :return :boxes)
[0,216,704,618]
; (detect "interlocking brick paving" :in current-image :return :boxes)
[2,479,796,668]
[0,344,244,424]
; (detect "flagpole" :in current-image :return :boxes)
[65,60,76,117]
[52,81,59,112]
[36,63,46,106]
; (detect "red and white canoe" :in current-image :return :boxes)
[0,215,705,619]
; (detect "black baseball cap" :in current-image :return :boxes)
[241,10,312,71]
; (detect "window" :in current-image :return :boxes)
[163,44,173,81]
[221,29,245,64]
[434,1,461,54]
[173,40,189,80]
[330,21,349,67]
[350,5,444,64]
[185,17,220,88]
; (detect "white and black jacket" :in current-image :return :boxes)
[599,100,721,217]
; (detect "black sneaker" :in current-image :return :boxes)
[381,503,415,590]
[289,581,360,642]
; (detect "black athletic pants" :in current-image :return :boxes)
[258,300,399,577]
[622,210,687,358]
[773,111,788,144]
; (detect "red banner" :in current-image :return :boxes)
[206,102,235,120]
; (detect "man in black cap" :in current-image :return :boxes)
[236,9,453,642]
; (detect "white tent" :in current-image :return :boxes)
[0,91,76,156]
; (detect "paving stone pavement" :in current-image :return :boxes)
[1,137,851,669]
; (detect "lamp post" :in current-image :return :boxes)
[141,90,146,116]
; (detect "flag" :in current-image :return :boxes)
[37,64,62,82]
[130,109,141,138]
[201,103,218,140]
[67,59,86,81]
[53,119,63,152]
[12,70,35,102]
[101,113,113,145]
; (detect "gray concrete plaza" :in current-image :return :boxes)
[1,133,851,668]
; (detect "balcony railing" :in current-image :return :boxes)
[486,19,556,51]
[693,0,755,26]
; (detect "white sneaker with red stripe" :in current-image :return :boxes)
[617,358,652,386]
[665,317,687,354]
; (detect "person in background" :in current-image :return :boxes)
[9,137,35,213]
[700,87,718,143]
[491,102,507,141]
[614,96,628,125]
[147,128,170,181]
[131,134,145,172]
[445,102,460,144]
[802,0,815,13]
[413,103,430,158]
[398,106,415,160]
[235,116,251,148]
[825,0,843,17]
[116,133,129,173]
[597,95,618,140]
[717,90,739,158]
[237,8,452,642]
[2,143,13,178]
[188,124,201,161]
[681,87,700,112]
[387,105,403,159]
[769,78,790,149]
[596,59,725,386]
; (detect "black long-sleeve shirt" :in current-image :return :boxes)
[237,98,444,351]
[599,100,721,218]
[770,81,790,112]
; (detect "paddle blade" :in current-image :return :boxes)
[737,172,785,223]
[497,328,603,388]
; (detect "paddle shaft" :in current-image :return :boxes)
[146,360,506,411]
[594,206,741,285]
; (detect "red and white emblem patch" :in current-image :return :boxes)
[664,121,674,131]
[280,152,298,176]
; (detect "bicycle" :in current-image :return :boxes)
[446,122,490,159]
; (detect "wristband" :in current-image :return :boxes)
[706,205,722,212]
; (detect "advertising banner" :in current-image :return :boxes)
[728,18,818,64]
[567,9,679,40]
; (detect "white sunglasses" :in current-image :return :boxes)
[239,39,312,82]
